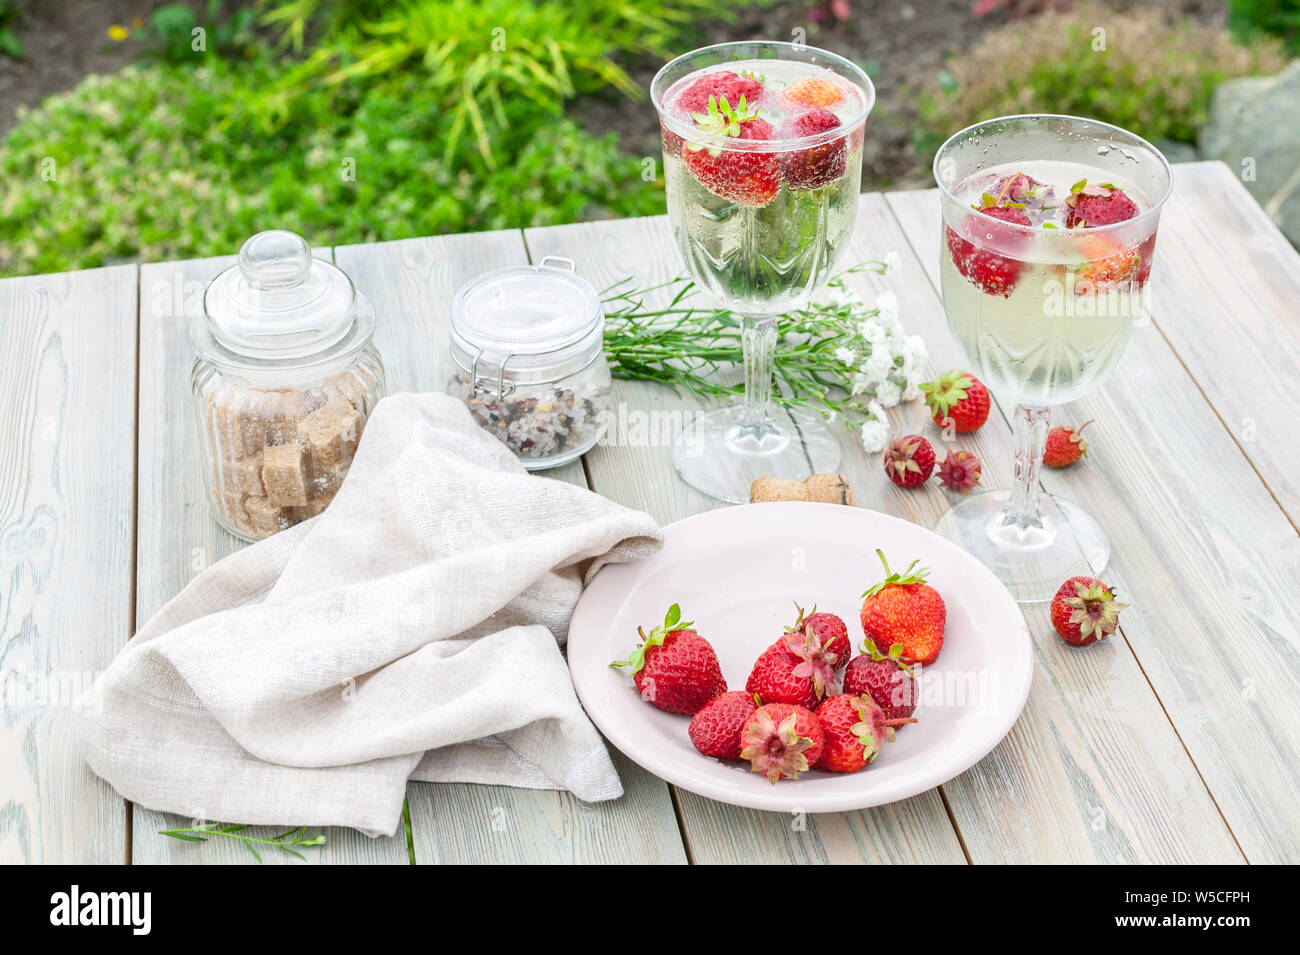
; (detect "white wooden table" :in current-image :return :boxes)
[3,161,1298,864]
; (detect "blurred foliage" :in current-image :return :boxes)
[1227,0,1300,54]
[917,4,1288,156]
[257,0,728,163]
[0,62,665,276]
[0,0,21,59]
[137,0,258,64]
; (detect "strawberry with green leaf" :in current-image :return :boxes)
[611,604,726,715]
[860,550,947,666]
[1064,179,1140,228]
[920,370,990,433]
[682,94,780,207]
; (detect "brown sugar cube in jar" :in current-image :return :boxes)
[261,443,310,507]
[219,456,265,497]
[244,495,294,535]
[294,497,331,522]
[301,395,363,468]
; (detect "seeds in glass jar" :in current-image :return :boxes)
[451,375,611,461]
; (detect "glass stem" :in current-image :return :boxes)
[740,315,778,433]
[1006,404,1050,530]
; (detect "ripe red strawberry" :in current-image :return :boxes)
[1064,180,1140,228]
[815,694,914,773]
[689,690,759,761]
[1043,420,1092,468]
[946,198,1031,297]
[682,94,779,206]
[1050,577,1129,646]
[611,604,725,715]
[745,628,840,707]
[674,70,766,115]
[843,639,917,722]
[883,434,935,489]
[937,447,982,493]
[920,370,990,433]
[780,109,847,190]
[785,603,850,670]
[739,703,824,783]
[665,71,767,158]
[860,550,946,666]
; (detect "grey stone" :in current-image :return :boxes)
[1155,139,1199,165]
[1200,61,1300,247]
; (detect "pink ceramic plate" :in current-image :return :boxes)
[568,502,1033,812]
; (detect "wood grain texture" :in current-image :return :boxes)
[524,214,969,865]
[0,266,135,863]
[335,231,687,864]
[888,184,1295,862]
[131,249,406,864]
[1144,161,1300,527]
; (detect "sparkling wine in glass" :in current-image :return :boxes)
[932,114,1173,602]
[651,41,875,503]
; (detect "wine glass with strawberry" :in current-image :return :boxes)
[651,42,875,503]
[932,115,1173,602]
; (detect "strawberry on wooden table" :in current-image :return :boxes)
[610,603,726,715]
[1043,420,1092,468]
[920,370,990,433]
[1050,577,1129,646]
[739,703,824,783]
[689,690,759,761]
[937,447,983,493]
[860,550,947,666]
[815,693,914,773]
[883,433,935,489]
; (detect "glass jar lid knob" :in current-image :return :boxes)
[239,230,314,291]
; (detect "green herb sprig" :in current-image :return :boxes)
[159,823,327,863]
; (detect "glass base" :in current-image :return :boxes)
[932,490,1109,604]
[673,405,841,504]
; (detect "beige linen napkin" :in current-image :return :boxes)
[76,392,661,837]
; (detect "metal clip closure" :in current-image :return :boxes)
[469,345,517,400]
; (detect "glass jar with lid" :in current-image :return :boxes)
[191,230,386,540]
[448,256,612,469]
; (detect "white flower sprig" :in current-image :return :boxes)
[601,256,927,452]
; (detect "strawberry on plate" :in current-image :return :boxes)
[843,639,918,722]
[682,94,780,206]
[785,603,851,670]
[689,690,759,761]
[860,550,946,666]
[610,603,726,714]
[740,703,824,783]
[815,693,914,773]
[746,627,840,707]
[780,108,847,190]
[920,370,990,433]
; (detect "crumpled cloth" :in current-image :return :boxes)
[76,393,661,837]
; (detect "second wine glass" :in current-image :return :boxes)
[651,41,875,503]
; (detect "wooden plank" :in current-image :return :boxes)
[132,249,406,864]
[524,214,969,864]
[0,266,135,863]
[888,185,1296,862]
[336,231,688,864]
[528,202,1245,863]
[1142,161,1300,526]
